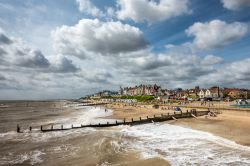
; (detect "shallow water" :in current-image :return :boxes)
[231,104,250,108]
[0,100,250,165]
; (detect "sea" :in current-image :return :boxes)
[232,104,250,108]
[0,100,250,166]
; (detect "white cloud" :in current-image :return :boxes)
[186,20,248,50]
[110,49,250,89]
[201,55,223,65]
[221,0,250,10]
[105,48,220,87]
[76,0,104,17]
[198,58,250,87]
[116,0,190,23]
[106,7,115,18]
[0,27,119,99]
[52,19,147,58]
[0,30,79,73]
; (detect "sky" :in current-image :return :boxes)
[0,0,250,100]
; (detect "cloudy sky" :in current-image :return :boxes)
[0,0,250,100]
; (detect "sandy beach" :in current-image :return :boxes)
[106,103,177,120]
[106,102,250,146]
[173,110,250,146]
[1,100,250,165]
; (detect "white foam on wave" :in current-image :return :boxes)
[0,105,115,166]
[76,106,113,124]
[118,123,250,166]
[1,150,45,166]
[0,105,113,143]
[45,106,113,127]
[0,127,97,143]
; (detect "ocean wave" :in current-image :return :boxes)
[0,150,44,166]
[118,123,250,166]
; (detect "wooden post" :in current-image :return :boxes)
[17,124,20,133]
[107,121,109,125]
[71,124,73,128]
[99,123,101,126]
[41,125,43,131]
[147,116,148,119]
[131,118,133,122]
[116,120,118,124]
[154,115,156,118]
[29,126,32,131]
[124,118,126,124]
[139,117,142,121]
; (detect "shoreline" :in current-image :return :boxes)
[172,110,250,146]
[106,102,250,146]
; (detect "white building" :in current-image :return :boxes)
[199,90,205,98]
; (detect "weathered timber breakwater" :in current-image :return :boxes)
[17,110,211,133]
[79,103,108,106]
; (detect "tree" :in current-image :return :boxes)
[222,91,229,98]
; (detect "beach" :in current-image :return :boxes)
[106,102,250,146]
[106,103,175,119]
[174,110,250,146]
[1,100,250,165]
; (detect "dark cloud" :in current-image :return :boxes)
[0,30,80,74]
[0,33,12,45]
[50,57,80,73]
[0,74,6,80]
[17,50,50,68]
[0,48,7,56]
[82,71,113,84]
[197,58,250,87]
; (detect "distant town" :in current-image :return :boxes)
[83,84,250,103]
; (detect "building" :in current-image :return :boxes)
[92,90,119,98]
[198,89,205,98]
[223,88,249,99]
[209,86,221,98]
[198,86,222,100]
[228,90,244,99]
[120,84,161,96]
[187,86,200,99]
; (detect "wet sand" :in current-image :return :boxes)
[173,110,250,146]
[107,103,250,146]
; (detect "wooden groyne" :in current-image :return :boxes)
[161,104,250,112]
[78,103,108,106]
[17,110,210,133]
